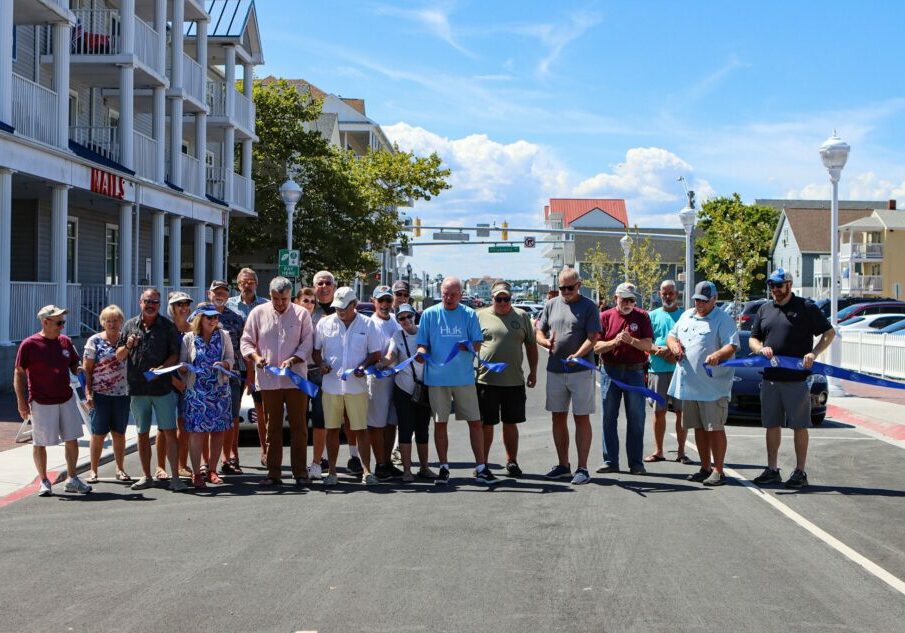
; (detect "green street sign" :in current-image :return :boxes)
[488,246,520,253]
[278,248,300,277]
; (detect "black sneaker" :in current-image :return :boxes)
[545,464,571,480]
[347,456,363,475]
[387,464,404,478]
[629,466,647,475]
[785,469,809,489]
[753,467,782,485]
[435,466,450,485]
[505,461,523,477]
[475,467,497,485]
[374,464,392,481]
[687,468,712,483]
[595,464,619,474]
[320,457,329,470]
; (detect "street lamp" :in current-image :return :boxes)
[406,263,412,281]
[819,131,851,395]
[619,233,633,282]
[279,178,302,251]
[678,204,698,309]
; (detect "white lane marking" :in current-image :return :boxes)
[684,439,905,597]
[724,433,874,440]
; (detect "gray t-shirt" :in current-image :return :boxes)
[537,295,601,373]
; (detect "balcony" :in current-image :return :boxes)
[70,125,120,164]
[231,171,253,212]
[133,130,157,180]
[207,81,256,135]
[181,154,203,197]
[841,274,884,294]
[11,73,59,147]
[182,54,205,108]
[841,242,883,260]
[206,164,226,201]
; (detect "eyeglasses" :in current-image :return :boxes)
[394,292,409,297]
[316,280,334,287]
[494,296,511,303]
[203,314,220,320]
[559,284,577,292]
[173,301,191,307]
[142,299,161,305]
[300,299,315,304]
[377,297,393,303]
[398,315,413,322]
[768,282,790,289]
[51,320,66,326]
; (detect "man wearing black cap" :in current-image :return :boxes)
[748,268,835,489]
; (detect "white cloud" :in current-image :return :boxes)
[504,11,602,76]
[375,5,476,58]
[785,172,905,202]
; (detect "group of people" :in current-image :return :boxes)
[13,262,834,497]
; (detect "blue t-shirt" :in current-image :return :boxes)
[416,303,482,387]
[226,295,267,321]
[667,307,739,402]
[649,307,682,373]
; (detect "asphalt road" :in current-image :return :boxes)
[2,365,905,633]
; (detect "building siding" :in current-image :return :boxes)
[11,199,39,281]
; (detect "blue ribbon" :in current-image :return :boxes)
[711,354,905,390]
[424,340,507,374]
[561,357,665,406]
[263,365,320,398]
[143,363,241,382]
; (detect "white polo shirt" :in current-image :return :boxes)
[315,312,382,395]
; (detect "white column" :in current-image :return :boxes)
[119,203,133,314]
[194,221,207,289]
[212,224,224,281]
[196,111,207,194]
[169,98,183,187]
[224,45,236,121]
[168,0,185,188]
[168,215,182,288]
[51,185,68,311]
[151,211,165,289]
[197,19,208,68]
[154,0,166,77]
[52,21,71,149]
[171,0,185,87]
[152,86,166,182]
[119,0,135,168]
[223,126,234,203]
[243,63,253,97]
[0,169,12,345]
[241,138,252,203]
[0,2,13,126]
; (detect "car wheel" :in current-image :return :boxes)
[811,414,825,426]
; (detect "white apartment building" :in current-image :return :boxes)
[0,0,263,384]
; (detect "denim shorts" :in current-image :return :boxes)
[89,393,131,435]
[130,392,178,433]
[230,380,243,419]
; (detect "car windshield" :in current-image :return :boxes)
[879,319,905,334]
[838,303,872,320]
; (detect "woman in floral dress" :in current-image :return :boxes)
[179,303,235,489]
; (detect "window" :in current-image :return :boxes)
[12,25,17,62]
[105,224,119,285]
[67,217,78,284]
[68,90,79,127]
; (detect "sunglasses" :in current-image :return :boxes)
[173,301,191,307]
[394,292,409,297]
[51,320,66,326]
[618,297,636,303]
[559,284,577,292]
[377,297,393,303]
[398,315,413,322]
[143,299,161,305]
[203,314,220,320]
[316,281,334,287]
[300,299,315,304]
[494,296,511,303]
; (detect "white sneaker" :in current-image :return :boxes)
[570,468,591,485]
[64,476,92,494]
[323,473,338,486]
[37,478,53,497]
[130,476,153,491]
[307,462,323,480]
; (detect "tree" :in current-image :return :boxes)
[695,194,780,302]
[229,79,451,282]
[625,227,664,310]
[583,242,620,303]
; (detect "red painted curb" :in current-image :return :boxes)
[0,470,60,509]
[827,404,905,441]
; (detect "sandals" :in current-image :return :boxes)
[643,454,666,463]
[207,470,224,485]
[85,471,99,484]
[676,455,694,465]
[154,467,170,481]
[178,467,193,478]
[258,477,282,487]
[115,471,133,482]
[193,474,206,489]
[228,457,243,474]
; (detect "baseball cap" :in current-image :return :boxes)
[491,281,512,297]
[36,305,67,320]
[392,280,410,294]
[372,285,393,300]
[331,286,357,309]
[767,268,792,286]
[209,280,229,292]
[614,282,636,299]
[396,303,416,316]
[692,281,718,301]
[189,302,220,320]
[168,291,193,305]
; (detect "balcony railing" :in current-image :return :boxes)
[181,154,203,196]
[232,172,252,210]
[207,81,226,116]
[71,9,120,55]
[133,130,157,180]
[234,88,255,133]
[183,54,205,104]
[10,282,57,342]
[206,81,255,132]
[206,164,226,200]
[70,125,120,163]
[841,243,884,259]
[841,274,884,293]
[133,15,161,72]
[11,73,59,146]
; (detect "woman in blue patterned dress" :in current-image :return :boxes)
[179,303,235,489]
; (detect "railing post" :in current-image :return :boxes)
[212,224,224,281]
[120,203,133,313]
[151,211,165,289]
[51,185,69,325]
[194,221,207,290]
[0,0,12,127]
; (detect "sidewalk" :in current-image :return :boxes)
[826,380,905,445]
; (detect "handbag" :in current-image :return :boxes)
[401,331,431,408]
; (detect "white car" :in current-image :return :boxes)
[838,313,905,332]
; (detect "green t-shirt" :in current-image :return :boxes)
[649,307,682,373]
[477,307,536,386]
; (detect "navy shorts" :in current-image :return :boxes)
[477,384,527,425]
[230,380,243,419]
[88,393,130,435]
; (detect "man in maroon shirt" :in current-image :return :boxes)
[14,305,92,497]
[593,283,654,475]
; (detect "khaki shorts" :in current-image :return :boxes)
[648,372,682,412]
[682,397,728,431]
[429,384,481,423]
[323,392,369,431]
[546,370,596,416]
[30,394,84,447]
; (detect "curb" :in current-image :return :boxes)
[827,403,905,443]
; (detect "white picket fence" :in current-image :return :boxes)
[839,331,905,380]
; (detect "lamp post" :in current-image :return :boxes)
[279,178,302,252]
[406,263,412,282]
[619,233,633,282]
[819,131,851,396]
[396,252,406,285]
[678,204,698,309]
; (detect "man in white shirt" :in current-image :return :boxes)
[368,286,402,480]
[313,287,383,486]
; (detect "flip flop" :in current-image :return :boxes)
[676,455,694,465]
[115,471,133,482]
[86,472,99,484]
[154,467,170,481]
[643,454,666,463]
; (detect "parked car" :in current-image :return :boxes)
[735,299,768,331]
[837,301,905,323]
[728,332,828,425]
[815,296,898,319]
[838,313,905,332]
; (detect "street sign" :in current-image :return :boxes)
[278,248,300,277]
[432,232,470,241]
[476,223,490,237]
[524,236,536,248]
[489,246,520,253]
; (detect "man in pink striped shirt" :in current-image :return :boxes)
[240,277,314,486]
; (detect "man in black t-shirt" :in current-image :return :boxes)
[748,268,835,489]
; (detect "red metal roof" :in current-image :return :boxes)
[545,198,628,227]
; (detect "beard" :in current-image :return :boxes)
[661,298,677,309]
[618,305,634,316]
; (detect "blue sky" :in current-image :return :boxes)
[257,1,905,282]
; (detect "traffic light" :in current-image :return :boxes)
[414,217,422,237]
[501,221,509,241]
